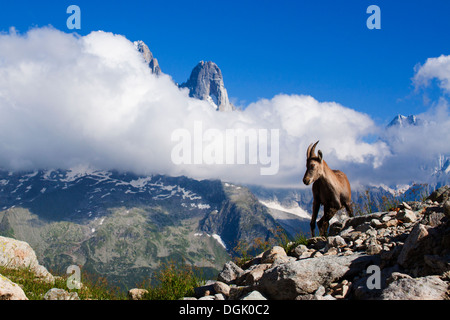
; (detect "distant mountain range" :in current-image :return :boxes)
[387,114,425,128]
[0,168,288,288]
[385,113,449,187]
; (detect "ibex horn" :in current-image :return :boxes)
[306,143,313,159]
[310,140,319,158]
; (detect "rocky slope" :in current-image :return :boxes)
[182,186,450,300]
[200,183,281,255]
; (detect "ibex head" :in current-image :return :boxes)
[302,140,323,185]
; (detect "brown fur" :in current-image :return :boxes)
[302,141,353,236]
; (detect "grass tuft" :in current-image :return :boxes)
[141,261,204,300]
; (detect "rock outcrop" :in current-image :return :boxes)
[183,186,450,300]
[180,61,234,112]
[128,288,149,300]
[0,236,87,300]
[0,273,28,300]
[0,236,54,283]
[43,288,80,300]
[380,275,448,300]
[0,235,60,300]
[134,40,161,75]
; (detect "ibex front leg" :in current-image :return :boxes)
[310,200,320,237]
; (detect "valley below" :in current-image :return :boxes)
[0,169,282,289]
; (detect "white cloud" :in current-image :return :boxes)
[0,27,447,189]
[376,98,450,183]
[413,54,450,94]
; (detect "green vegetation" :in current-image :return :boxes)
[232,226,308,267]
[352,183,430,215]
[0,265,125,300]
[281,232,309,253]
[354,189,376,215]
[141,261,205,300]
[0,259,205,300]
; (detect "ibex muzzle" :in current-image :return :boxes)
[303,141,353,236]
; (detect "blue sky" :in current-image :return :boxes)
[0,1,449,187]
[0,0,449,125]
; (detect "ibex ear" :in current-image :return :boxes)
[318,150,323,163]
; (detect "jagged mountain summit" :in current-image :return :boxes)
[180,61,235,112]
[387,114,424,128]
[134,40,161,75]
[134,41,234,112]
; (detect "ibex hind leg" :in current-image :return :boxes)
[344,202,354,218]
[317,218,329,237]
[310,221,316,238]
[318,208,337,236]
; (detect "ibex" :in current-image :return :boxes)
[302,141,353,236]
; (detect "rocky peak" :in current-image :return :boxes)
[388,114,424,128]
[134,40,161,75]
[180,61,235,112]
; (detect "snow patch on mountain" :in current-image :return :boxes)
[129,177,152,188]
[375,183,412,196]
[212,233,227,249]
[62,165,98,182]
[259,200,310,219]
[194,232,227,249]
